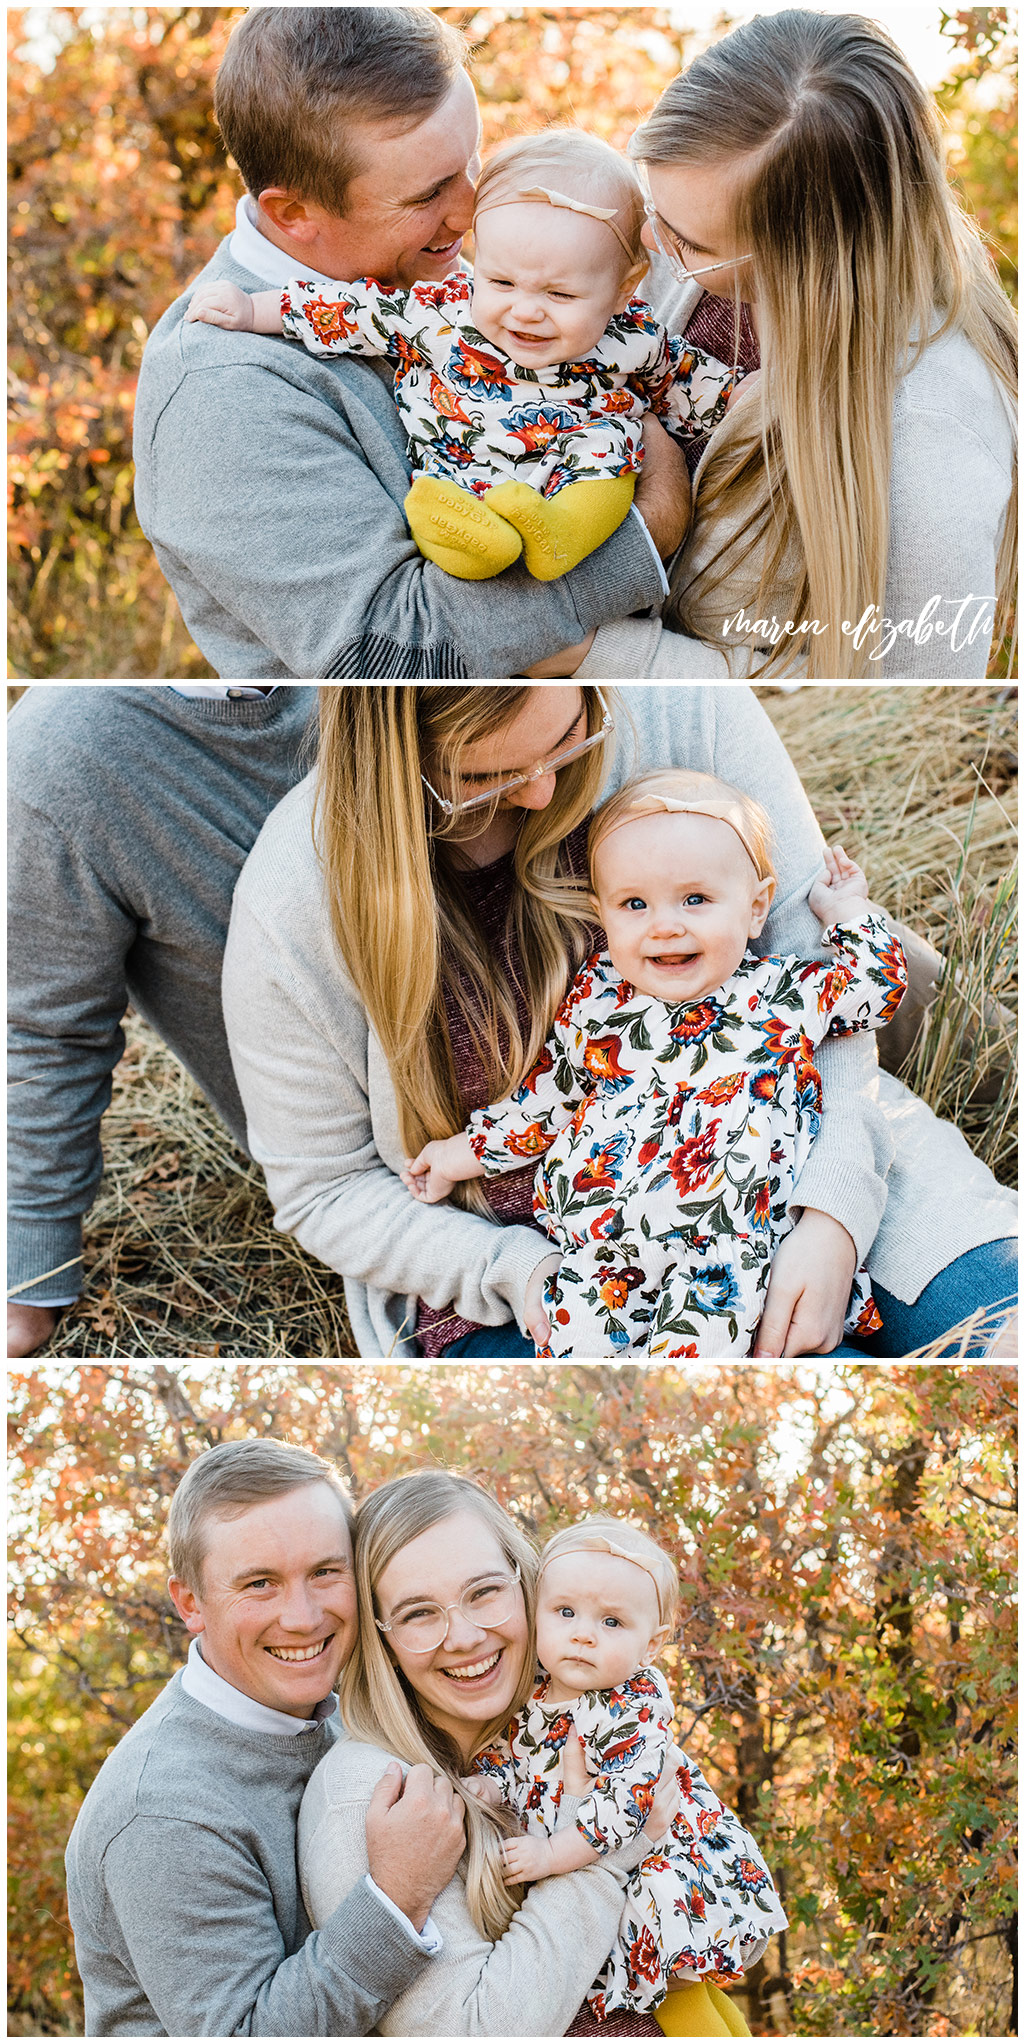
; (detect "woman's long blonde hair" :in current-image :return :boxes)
[341,1469,540,1941]
[631,9,1017,677]
[314,686,610,1212]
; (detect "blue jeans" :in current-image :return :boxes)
[440,1240,1017,1360]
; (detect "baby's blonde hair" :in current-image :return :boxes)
[473,130,648,282]
[589,769,776,889]
[540,1514,679,1632]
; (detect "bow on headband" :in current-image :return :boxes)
[474,184,638,265]
[602,794,771,881]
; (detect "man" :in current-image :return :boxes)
[7,684,316,1357]
[65,1437,466,2036]
[133,6,697,681]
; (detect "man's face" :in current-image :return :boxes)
[168,1482,358,1717]
[266,70,482,290]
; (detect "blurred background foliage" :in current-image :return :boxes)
[6,5,1019,679]
[7,1363,1018,2036]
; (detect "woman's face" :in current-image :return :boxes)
[447,685,587,825]
[375,1508,530,1758]
[642,157,754,303]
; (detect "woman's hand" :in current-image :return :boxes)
[523,1253,561,1349]
[644,1744,685,1846]
[634,412,691,559]
[754,1208,858,1356]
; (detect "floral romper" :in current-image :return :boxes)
[476,1668,789,2019]
[279,273,737,497]
[467,913,907,1358]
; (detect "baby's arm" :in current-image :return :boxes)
[187,283,284,333]
[501,1827,600,1885]
[805,845,908,1035]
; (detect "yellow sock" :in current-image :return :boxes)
[654,1981,731,2036]
[706,1984,751,2036]
[485,473,635,580]
[405,474,522,579]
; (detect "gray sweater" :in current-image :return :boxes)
[222,684,1014,1357]
[64,1674,431,2036]
[7,685,316,1305]
[132,238,671,682]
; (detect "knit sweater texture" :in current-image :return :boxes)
[221,684,1015,1357]
[7,685,316,1304]
[64,1674,431,2036]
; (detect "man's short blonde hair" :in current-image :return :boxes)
[540,1514,679,1629]
[473,131,648,280]
[167,1439,351,1593]
[589,769,776,888]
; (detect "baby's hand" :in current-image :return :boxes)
[186,280,256,332]
[401,1130,479,1204]
[501,1835,555,1885]
[808,843,870,924]
[460,1774,504,1809]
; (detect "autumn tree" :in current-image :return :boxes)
[8,1363,1016,2036]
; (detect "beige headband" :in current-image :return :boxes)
[474,184,638,266]
[540,1535,666,1623]
[599,793,771,882]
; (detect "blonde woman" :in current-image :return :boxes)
[298,1469,678,2037]
[541,10,1016,683]
[222,684,1016,1358]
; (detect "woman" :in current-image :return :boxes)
[222,684,1016,1358]
[299,1468,693,2037]
[542,10,1016,683]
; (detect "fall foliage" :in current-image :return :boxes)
[7,6,1018,678]
[7,1363,1017,2035]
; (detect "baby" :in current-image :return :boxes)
[473,1516,788,2033]
[186,130,738,581]
[403,769,909,1359]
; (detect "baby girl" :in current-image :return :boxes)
[403,769,908,1359]
[473,1516,788,2036]
[186,129,738,580]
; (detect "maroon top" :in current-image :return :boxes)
[416,819,594,1356]
[565,2008,662,2037]
[682,291,761,475]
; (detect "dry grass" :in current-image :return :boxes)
[28,684,1019,1360]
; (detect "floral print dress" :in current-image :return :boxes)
[280,273,736,498]
[476,1669,789,2019]
[467,913,907,1358]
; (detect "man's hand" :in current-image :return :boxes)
[634,413,691,561]
[365,1761,466,1931]
[523,1253,561,1349]
[8,1302,58,1357]
[754,1208,858,1356]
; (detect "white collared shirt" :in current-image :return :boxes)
[182,1640,442,1954]
[171,684,278,701]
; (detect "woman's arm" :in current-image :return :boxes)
[300,1743,644,2039]
[221,796,556,1345]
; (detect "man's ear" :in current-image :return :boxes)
[748,875,775,938]
[168,1574,206,1637]
[257,187,322,247]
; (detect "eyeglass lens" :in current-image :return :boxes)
[390,1574,519,1650]
[456,717,611,813]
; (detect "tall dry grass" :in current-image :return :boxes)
[25,684,1019,1359]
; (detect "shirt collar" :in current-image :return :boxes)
[170,685,277,701]
[181,1636,337,1735]
[228,194,342,289]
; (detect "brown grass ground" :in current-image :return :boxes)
[26,683,1018,1361]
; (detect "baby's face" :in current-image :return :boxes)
[536,1550,665,1702]
[471,203,634,369]
[592,810,773,1004]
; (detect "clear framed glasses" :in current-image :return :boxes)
[641,191,752,287]
[376,1560,523,1653]
[421,693,615,818]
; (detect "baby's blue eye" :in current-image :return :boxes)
[602,1616,622,1628]
[625,897,647,912]
[683,893,706,906]
[558,1605,575,1619]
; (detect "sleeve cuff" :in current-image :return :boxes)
[628,504,670,596]
[364,1876,442,1956]
[7,1216,84,1306]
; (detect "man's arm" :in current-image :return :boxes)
[97,1809,444,2038]
[135,333,665,681]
